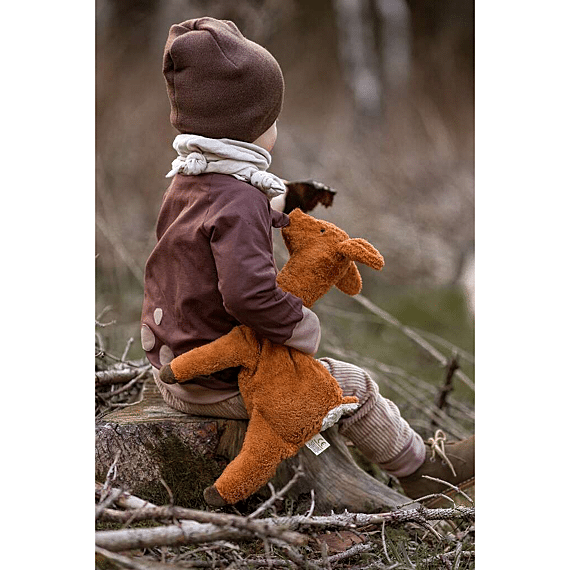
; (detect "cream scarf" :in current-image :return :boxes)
[166,134,286,199]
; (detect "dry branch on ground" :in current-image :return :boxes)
[96,482,474,568]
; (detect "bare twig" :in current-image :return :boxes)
[96,305,113,322]
[248,462,305,519]
[305,489,316,518]
[360,354,475,421]
[381,520,391,563]
[159,477,175,508]
[420,475,474,505]
[327,542,373,564]
[319,538,332,570]
[96,546,179,570]
[279,544,320,570]
[96,488,124,520]
[99,372,148,403]
[276,505,475,532]
[95,481,157,510]
[96,348,148,368]
[409,327,474,364]
[321,302,474,365]
[96,318,116,328]
[352,294,474,391]
[435,355,460,412]
[121,337,135,361]
[96,364,151,386]
[96,452,121,518]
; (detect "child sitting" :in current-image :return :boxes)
[141,17,474,503]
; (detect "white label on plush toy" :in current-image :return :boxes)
[305,433,330,455]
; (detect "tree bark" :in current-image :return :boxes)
[95,379,411,514]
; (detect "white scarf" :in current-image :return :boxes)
[166,135,286,199]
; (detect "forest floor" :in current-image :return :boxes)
[95,287,475,569]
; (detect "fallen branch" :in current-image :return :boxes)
[96,521,262,552]
[95,483,472,554]
[279,505,475,531]
[96,547,177,570]
[95,484,307,551]
[96,364,151,386]
[97,505,307,547]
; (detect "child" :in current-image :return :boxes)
[141,17,474,503]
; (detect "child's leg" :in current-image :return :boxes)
[319,357,426,477]
[152,369,249,419]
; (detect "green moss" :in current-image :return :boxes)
[136,433,226,508]
[95,553,121,570]
[95,519,163,531]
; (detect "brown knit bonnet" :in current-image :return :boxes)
[163,17,284,143]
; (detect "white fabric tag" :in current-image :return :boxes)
[305,433,331,455]
[320,402,359,432]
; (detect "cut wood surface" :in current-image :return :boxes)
[95,378,412,514]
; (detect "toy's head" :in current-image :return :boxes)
[163,17,284,143]
[278,209,384,306]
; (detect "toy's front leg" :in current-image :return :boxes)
[159,325,255,384]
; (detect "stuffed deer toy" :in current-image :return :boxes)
[159,208,385,506]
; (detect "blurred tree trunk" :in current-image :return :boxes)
[332,0,383,115]
[332,0,411,117]
[374,0,411,89]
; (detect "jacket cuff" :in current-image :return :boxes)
[284,306,321,355]
[270,189,288,213]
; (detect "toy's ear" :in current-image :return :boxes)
[336,262,362,296]
[337,238,385,270]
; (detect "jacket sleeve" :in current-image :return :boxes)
[209,196,320,351]
[283,305,321,355]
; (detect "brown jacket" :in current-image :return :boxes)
[141,173,314,402]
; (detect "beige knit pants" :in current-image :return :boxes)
[154,357,425,478]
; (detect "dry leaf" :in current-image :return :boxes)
[313,530,364,554]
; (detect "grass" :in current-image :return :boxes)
[317,281,474,392]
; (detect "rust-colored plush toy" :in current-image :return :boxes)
[159,208,385,506]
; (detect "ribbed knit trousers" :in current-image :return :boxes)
[153,357,425,478]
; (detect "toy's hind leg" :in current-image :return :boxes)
[160,325,255,384]
[204,410,298,506]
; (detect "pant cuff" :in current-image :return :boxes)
[377,431,426,478]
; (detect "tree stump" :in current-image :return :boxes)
[96,378,412,514]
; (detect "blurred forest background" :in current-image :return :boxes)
[96,0,475,425]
